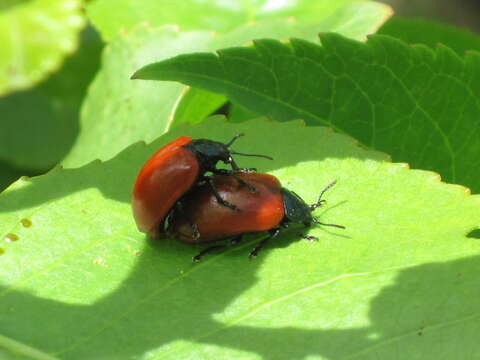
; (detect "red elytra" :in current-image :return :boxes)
[167,172,285,243]
[132,136,199,236]
[167,172,345,260]
[132,134,273,238]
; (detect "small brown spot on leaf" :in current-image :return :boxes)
[4,233,19,242]
[20,218,32,228]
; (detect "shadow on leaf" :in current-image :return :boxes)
[1,244,478,359]
[0,119,387,212]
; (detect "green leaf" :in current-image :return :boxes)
[162,1,394,128]
[86,0,391,41]
[133,34,480,192]
[305,0,393,41]
[0,119,479,359]
[0,160,40,195]
[0,333,59,360]
[379,17,480,54]
[228,102,259,123]
[171,88,228,127]
[62,25,215,168]
[0,26,103,171]
[0,162,22,194]
[64,6,391,168]
[0,0,86,96]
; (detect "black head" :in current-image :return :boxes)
[281,188,314,225]
[282,181,345,229]
[185,134,272,172]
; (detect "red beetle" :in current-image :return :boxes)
[132,135,272,237]
[167,172,345,260]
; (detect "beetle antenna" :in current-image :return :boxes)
[226,133,245,147]
[312,218,346,229]
[310,180,337,210]
[230,151,273,160]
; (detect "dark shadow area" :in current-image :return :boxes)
[1,237,479,359]
[467,228,480,239]
[211,101,231,117]
[0,161,39,193]
[203,254,480,359]
[0,119,386,212]
[0,26,103,180]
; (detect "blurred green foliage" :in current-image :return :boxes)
[1,2,480,358]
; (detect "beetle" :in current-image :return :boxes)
[132,134,272,237]
[167,172,345,260]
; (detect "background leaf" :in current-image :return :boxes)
[133,34,480,193]
[86,0,391,41]
[1,119,479,359]
[0,161,29,194]
[228,102,259,123]
[0,0,86,95]
[0,27,103,172]
[63,4,391,168]
[379,17,480,54]
[171,88,228,127]
[62,25,215,168]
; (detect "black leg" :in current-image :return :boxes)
[238,168,257,173]
[174,201,200,240]
[193,245,226,262]
[250,228,281,259]
[213,168,258,193]
[232,173,257,193]
[228,156,240,171]
[230,235,243,245]
[193,235,243,262]
[206,177,240,211]
[300,234,317,241]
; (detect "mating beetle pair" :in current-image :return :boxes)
[132,135,344,260]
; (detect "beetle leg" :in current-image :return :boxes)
[230,235,243,245]
[249,228,281,259]
[193,245,225,262]
[232,173,258,193]
[238,168,257,173]
[228,156,240,171]
[300,234,318,241]
[213,168,258,193]
[173,201,200,240]
[193,235,243,261]
[206,177,240,211]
